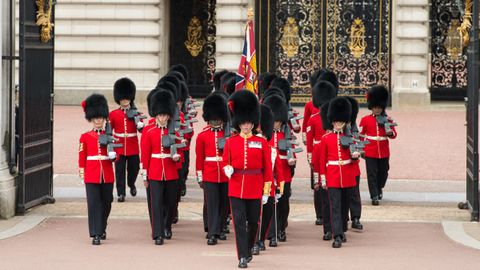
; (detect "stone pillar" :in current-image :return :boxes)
[0,0,17,219]
[215,0,249,71]
[392,0,431,109]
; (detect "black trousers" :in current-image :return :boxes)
[230,197,261,259]
[349,176,362,219]
[365,157,390,199]
[203,188,208,232]
[205,182,229,237]
[328,187,354,237]
[277,182,291,233]
[85,183,113,237]
[179,151,189,194]
[321,188,332,234]
[149,180,178,239]
[115,155,140,196]
[259,197,276,241]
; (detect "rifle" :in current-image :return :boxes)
[162,119,187,156]
[278,124,303,160]
[98,121,123,155]
[376,113,398,134]
[217,115,232,151]
[339,124,369,159]
[287,105,303,130]
[125,107,147,127]
[185,97,200,117]
[173,107,193,134]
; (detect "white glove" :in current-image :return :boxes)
[321,175,327,189]
[302,133,307,145]
[172,154,181,162]
[275,193,282,202]
[108,151,117,160]
[262,195,269,205]
[223,165,234,178]
[307,153,312,165]
[288,158,296,166]
[136,121,145,130]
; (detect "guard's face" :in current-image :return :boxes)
[91,117,105,129]
[119,99,131,108]
[209,120,223,127]
[156,114,170,126]
[240,122,254,134]
[372,106,383,116]
[332,121,345,131]
[274,121,282,130]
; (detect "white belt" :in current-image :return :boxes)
[114,132,137,138]
[87,155,109,160]
[366,135,387,141]
[313,140,321,145]
[205,156,223,162]
[279,155,288,160]
[151,153,172,159]
[327,159,352,166]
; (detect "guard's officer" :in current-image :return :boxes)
[222,90,273,269]
[140,90,181,245]
[109,78,144,202]
[196,93,230,245]
[78,94,115,245]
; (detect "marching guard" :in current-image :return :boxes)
[360,85,397,205]
[196,93,230,245]
[140,90,181,245]
[78,94,116,245]
[222,90,273,268]
[109,78,144,202]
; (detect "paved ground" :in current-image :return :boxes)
[1,102,479,269]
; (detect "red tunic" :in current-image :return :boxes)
[140,124,180,181]
[316,132,357,188]
[302,101,319,133]
[195,126,228,183]
[306,113,326,155]
[359,114,397,159]
[78,130,115,184]
[269,130,293,183]
[222,133,273,199]
[109,108,140,156]
[270,147,285,197]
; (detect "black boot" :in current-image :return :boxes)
[207,235,217,245]
[332,236,342,248]
[155,237,164,245]
[372,196,379,206]
[100,232,106,240]
[251,245,260,255]
[315,217,323,225]
[257,240,266,251]
[238,258,248,268]
[164,229,172,239]
[92,235,101,245]
[323,231,332,241]
[130,187,137,197]
[341,234,347,243]
[217,232,227,241]
[352,218,363,230]
[278,231,286,242]
[117,194,125,203]
[269,238,278,247]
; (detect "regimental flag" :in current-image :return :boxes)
[235,20,258,95]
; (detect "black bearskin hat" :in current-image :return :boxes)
[328,97,352,123]
[258,72,278,96]
[83,94,109,121]
[213,70,229,91]
[169,64,189,81]
[228,90,260,131]
[263,94,288,123]
[221,72,236,95]
[202,93,229,123]
[147,88,161,117]
[320,103,332,131]
[312,80,337,108]
[259,104,274,141]
[271,77,291,103]
[344,96,359,125]
[158,75,180,102]
[318,68,339,90]
[262,87,286,102]
[151,90,176,117]
[367,85,389,110]
[310,70,321,88]
[224,76,236,96]
[167,70,186,82]
[113,77,136,105]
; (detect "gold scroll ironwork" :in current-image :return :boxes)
[445,19,463,60]
[458,0,472,48]
[280,17,299,58]
[35,0,54,43]
[185,16,205,57]
[348,18,366,59]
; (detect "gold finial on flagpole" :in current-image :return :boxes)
[247,7,254,21]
